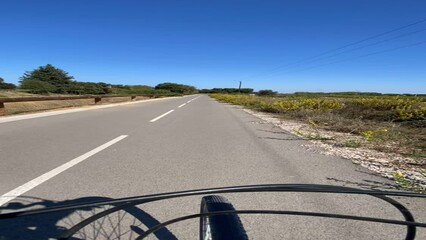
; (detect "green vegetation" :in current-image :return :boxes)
[19,64,112,95]
[343,140,362,148]
[199,88,254,94]
[15,64,192,96]
[155,82,198,94]
[392,171,425,193]
[257,89,277,96]
[20,64,74,90]
[0,77,16,89]
[210,94,426,158]
[110,82,197,96]
[110,84,181,96]
[20,79,57,94]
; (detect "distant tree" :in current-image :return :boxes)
[20,64,74,93]
[67,82,112,95]
[20,79,56,94]
[257,90,277,96]
[199,89,212,93]
[240,88,254,94]
[210,88,224,93]
[110,84,131,90]
[204,88,252,94]
[155,82,197,94]
[0,77,17,89]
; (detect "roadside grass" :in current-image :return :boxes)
[0,89,39,98]
[393,171,426,193]
[210,93,426,160]
[211,93,426,192]
[343,140,362,148]
[0,90,151,115]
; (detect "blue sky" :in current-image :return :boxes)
[1,1,425,93]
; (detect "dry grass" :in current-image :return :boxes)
[0,90,39,98]
[278,110,426,158]
[244,108,426,192]
[211,94,426,161]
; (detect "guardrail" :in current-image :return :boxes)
[0,94,171,115]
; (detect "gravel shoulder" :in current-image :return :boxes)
[243,108,426,192]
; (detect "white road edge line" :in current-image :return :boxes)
[0,135,128,207]
[0,96,182,124]
[178,103,186,108]
[150,109,174,122]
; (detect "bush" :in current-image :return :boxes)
[204,88,254,94]
[67,82,112,95]
[0,77,17,89]
[257,90,277,96]
[111,85,177,95]
[0,83,16,89]
[20,64,74,94]
[211,94,343,112]
[155,82,197,94]
[20,79,57,94]
[348,97,426,121]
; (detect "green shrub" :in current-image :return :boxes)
[155,82,197,94]
[257,90,277,96]
[20,64,74,94]
[20,79,57,94]
[0,77,17,89]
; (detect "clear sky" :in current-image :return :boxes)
[1,0,425,93]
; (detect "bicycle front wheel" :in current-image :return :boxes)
[199,195,248,240]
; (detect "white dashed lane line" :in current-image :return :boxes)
[0,135,128,207]
[150,96,200,122]
[149,110,175,122]
[0,95,202,206]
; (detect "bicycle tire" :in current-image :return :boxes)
[199,195,248,240]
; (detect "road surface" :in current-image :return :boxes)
[0,95,424,239]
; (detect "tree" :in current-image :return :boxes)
[67,82,112,95]
[155,82,197,94]
[199,89,212,93]
[257,90,277,96]
[201,88,253,94]
[240,88,254,94]
[20,79,57,94]
[20,64,74,93]
[0,77,17,89]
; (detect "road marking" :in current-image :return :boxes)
[178,103,186,108]
[186,96,200,104]
[0,96,182,124]
[149,109,174,122]
[0,135,128,207]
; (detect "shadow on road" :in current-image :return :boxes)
[256,128,292,135]
[0,196,177,240]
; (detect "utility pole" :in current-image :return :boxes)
[238,81,242,92]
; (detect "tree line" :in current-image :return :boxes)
[0,64,198,95]
[1,64,281,96]
[0,77,17,90]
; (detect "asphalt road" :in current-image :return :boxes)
[0,95,425,239]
